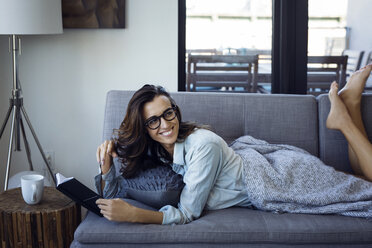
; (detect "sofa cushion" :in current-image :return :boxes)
[74,200,372,246]
[242,94,318,156]
[172,92,246,145]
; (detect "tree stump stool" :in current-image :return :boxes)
[0,187,81,248]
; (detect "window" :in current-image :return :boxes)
[179,0,370,94]
[182,0,272,93]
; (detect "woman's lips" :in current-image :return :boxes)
[159,127,173,136]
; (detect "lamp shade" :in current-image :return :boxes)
[0,0,62,35]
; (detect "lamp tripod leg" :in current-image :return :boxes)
[0,104,13,139]
[19,117,34,171]
[15,103,21,151]
[20,106,56,186]
[4,106,17,191]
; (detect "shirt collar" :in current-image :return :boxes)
[173,140,186,166]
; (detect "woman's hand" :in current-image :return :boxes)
[96,140,118,174]
[96,198,136,222]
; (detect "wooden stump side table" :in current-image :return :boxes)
[0,187,81,248]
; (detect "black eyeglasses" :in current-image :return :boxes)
[144,106,177,130]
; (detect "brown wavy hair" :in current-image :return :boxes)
[114,84,208,178]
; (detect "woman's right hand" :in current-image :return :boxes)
[96,140,118,174]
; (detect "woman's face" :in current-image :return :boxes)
[143,95,179,155]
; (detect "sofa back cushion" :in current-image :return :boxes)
[317,94,372,173]
[103,91,319,157]
[241,94,318,155]
[172,92,318,156]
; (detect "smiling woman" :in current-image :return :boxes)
[94,72,372,225]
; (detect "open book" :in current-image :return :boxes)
[56,173,103,217]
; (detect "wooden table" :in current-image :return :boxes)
[0,187,81,248]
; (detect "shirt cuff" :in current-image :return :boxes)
[159,204,188,225]
[94,166,115,195]
[102,166,114,181]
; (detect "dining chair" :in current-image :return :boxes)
[342,49,365,75]
[366,51,372,65]
[186,54,259,92]
[364,51,372,92]
[186,49,219,56]
[307,55,348,95]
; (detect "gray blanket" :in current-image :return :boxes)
[230,135,372,218]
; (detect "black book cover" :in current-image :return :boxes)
[55,173,103,217]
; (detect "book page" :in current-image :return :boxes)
[55,173,74,186]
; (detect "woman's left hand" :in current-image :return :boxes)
[96,198,136,222]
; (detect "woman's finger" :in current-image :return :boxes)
[100,144,106,164]
[107,141,113,155]
[101,212,112,221]
[96,146,101,163]
[96,198,109,205]
[97,204,108,211]
[108,141,119,158]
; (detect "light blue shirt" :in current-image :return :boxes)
[97,129,251,225]
[159,129,251,225]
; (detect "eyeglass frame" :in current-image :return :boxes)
[144,106,178,130]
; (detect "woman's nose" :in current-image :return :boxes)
[159,117,171,128]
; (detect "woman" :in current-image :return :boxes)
[96,64,372,225]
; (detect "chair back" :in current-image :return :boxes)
[186,54,259,92]
[342,50,365,73]
[364,51,372,91]
[186,49,219,56]
[307,55,348,94]
[366,51,372,65]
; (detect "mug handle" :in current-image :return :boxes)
[31,184,37,203]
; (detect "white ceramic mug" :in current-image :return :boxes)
[21,174,44,205]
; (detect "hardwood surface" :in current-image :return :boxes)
[0,187,81,248]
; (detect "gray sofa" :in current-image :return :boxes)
[71,91,372,247]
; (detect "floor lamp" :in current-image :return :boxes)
[0,0,63,190]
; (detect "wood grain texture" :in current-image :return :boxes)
[0,187,81,248]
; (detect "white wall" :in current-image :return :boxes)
[346,0,372,64]
[0,0,178,191]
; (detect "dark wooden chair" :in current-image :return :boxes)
[186,49,219,56]
[186,55,259,92]
[307,55,348,95]
[342,49,365,75]
[366,51,372,65]
[364,51,372,92]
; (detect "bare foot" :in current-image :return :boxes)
[339,64,372,108]
[326,82,353,130]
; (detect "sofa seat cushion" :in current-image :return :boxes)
[74,199,372,246]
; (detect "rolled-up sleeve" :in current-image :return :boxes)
[159,142,223,225]
[94,166,127,198]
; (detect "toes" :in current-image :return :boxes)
[329,81,338,94]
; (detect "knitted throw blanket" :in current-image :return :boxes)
[230,135,372,218]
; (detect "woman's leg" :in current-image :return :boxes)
[326,65,372,181]
[338,64,372,175]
